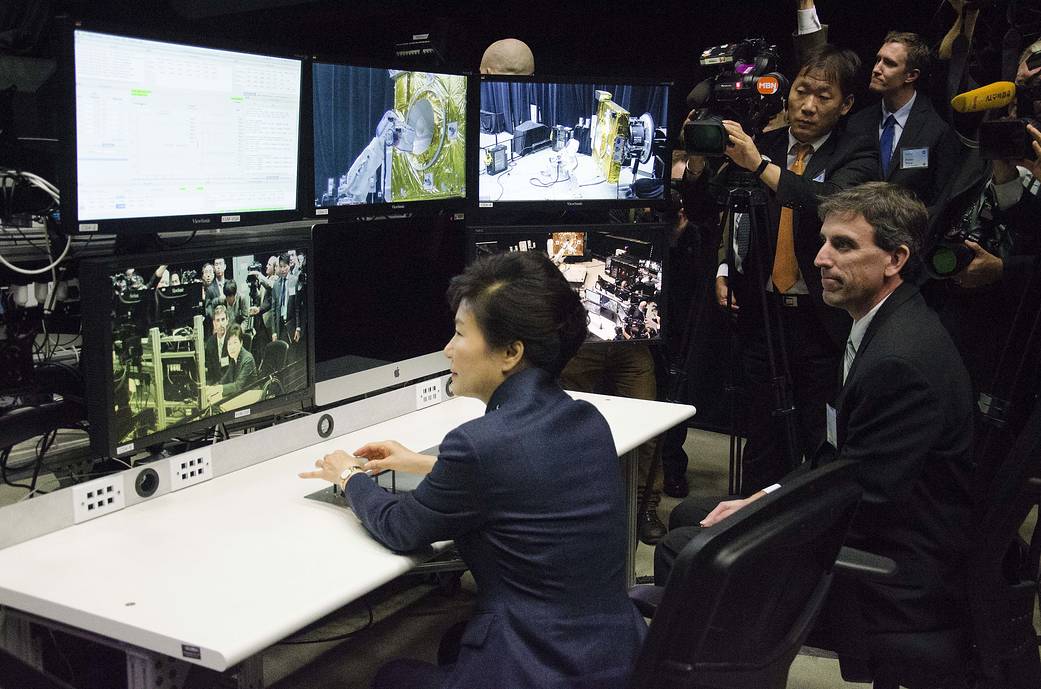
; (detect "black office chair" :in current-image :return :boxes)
[259,339,289,378]
[629,459,862,689]
[832,401,1041,689]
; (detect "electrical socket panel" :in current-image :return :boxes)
[167,446,214,492]
[415,379,442,410]
[72,476,126,524]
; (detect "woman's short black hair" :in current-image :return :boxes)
[447,251,588,377]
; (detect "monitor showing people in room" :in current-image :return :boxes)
[470,225,666,343]
[82,244,311,456]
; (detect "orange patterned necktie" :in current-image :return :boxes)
[772,143,813,293]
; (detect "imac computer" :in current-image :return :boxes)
[62,25,304,235]
[476,75,671,211]
[312,61,470,217]
[81,237,314,457]
[311,217,465,406]
[468,225,668,344]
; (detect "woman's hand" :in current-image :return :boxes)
[353,440,436,476]
[298,449,362,483]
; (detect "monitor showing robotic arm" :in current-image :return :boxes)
[313,64,468,213]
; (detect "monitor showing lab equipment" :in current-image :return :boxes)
[312,62,469,217]
[468,225,667,344]
[80,237,314,458]
[62,26,304,235]
[311,216,465,406]
[475,75,671,210]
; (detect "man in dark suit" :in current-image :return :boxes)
[846,31,960,212]
[269,253,300,344]
[203,305,229,385]
[795,1,961,212]
[659,182,975,656]
[205,324,257,405]
[711,44,878,492]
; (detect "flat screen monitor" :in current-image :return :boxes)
[81,237,314,457]
[63,26,304,235]
[475,75,671,211]
[312,217,465,406]
[312,62,469,218]
[468,224,667,344]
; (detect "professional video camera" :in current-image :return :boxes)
[979,77,1041,160]
[684,38,789,157]
[245,259,264,303]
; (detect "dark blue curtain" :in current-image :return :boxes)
[312,64,395,200]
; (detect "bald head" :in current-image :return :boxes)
[480,38,535,75]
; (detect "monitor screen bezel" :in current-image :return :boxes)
[471,73,673,214]
[466,223,670,347]
[80,233,316,458]
[60,21,308,236]
[307,55,476,221]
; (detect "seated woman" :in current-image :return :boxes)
[300,251,645,689]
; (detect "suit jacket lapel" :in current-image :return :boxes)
[840,282,918,392]
[803,131,836,183]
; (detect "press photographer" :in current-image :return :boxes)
[923,40,1041,398]
[688,42,877,493]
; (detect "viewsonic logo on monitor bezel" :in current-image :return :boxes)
[191,217,212,225]
[565,201,585,207]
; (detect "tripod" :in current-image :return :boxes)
[718,168,801,496]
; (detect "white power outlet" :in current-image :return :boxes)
[415,379,442,409]
[167,447,214,492]
[72,476,126,524]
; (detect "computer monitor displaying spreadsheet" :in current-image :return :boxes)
[65,28,303,234]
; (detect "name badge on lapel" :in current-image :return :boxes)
[812,170,826,182]
[900,147,929,169]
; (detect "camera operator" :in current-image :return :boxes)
[928,40,1041,394]
[247,255,278,353]
[707,44,878,493]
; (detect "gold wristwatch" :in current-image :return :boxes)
[339,466,363,491]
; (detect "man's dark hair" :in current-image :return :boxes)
[818,181,926,279]
[223,279,237,297]
[882,31,932,82]
[226,323,244,344]
[447,251,587,377]
[798,44,862,98]
[278,253,290,266]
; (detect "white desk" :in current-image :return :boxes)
[0,393,693,684]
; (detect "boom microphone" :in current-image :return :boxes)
[950,81,1016,113]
